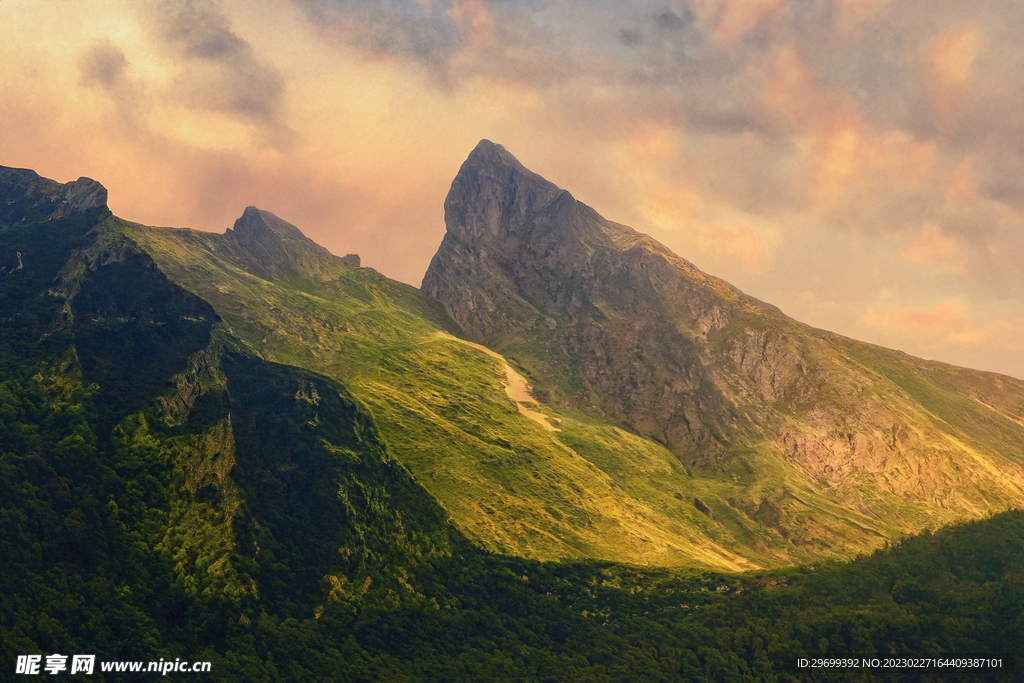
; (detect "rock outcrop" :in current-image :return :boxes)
[0,166,108,227]
[223,206,358,281]
[423,141,763,457]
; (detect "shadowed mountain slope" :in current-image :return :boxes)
[0,181,460,643]
[124,211,767,569]
[225,206,360,281]
[0,165,107,228]
[5,163,1023,682]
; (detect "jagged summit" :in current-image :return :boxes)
[425,142,746,453]
[0,166,108,227]
[222,206,358,280]
[462,139,534,175]
[444,140,567,244]
[229,206,314,243]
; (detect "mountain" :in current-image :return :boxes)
[6,151,1024,575]
[125,204,768,569]
[0,166,107,228]
[224,206,359,281]
[0,166,460,655]
[423,140,748,455]
[2,161,1022,681]
[49,143,1021,571]
[424,139,1024,548]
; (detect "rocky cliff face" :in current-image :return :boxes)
[423,141,771,456]
[423,141,1024,520]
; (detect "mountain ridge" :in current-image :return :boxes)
[217,205,360,281]
[0,165,108,228]
[6,154,1024,571]
[118,146,1024,565]
[0,180,463,632]
[3,157,1023,681]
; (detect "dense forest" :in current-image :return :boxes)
[3,365,1022,683]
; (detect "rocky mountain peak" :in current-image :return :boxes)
[230,206,311,243]
[423,142,753,456]
[51,177,108,219]
[0,166,108,227]
[224,206,358,280]
[444,140,565,245]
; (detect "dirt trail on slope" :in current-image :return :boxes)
[438,333,560,431]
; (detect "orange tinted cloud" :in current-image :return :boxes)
[927,25,987,128]
[697,0,789,46]
[861,298,987,346]
[836,0,891,34]
[754,38,942,209]
[929,25,986,86]
[814,126,937,203]
[760,41,822,123]
[945,156,978,201]
[634,183,780,275]
[904,223,964,272]
[447,0,494,48]
[857,298,1024,377]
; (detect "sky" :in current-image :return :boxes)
[2,0,1023,379]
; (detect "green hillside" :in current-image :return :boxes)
[423,141,1024,562]
[122,146,1024,571]
[2,163,1021,681]
[123,214,874,570]
[0,196,461,674]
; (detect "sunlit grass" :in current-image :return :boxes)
[123,219,1024,570]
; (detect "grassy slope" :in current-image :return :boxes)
[5,183,1019,681]
[125,218,1013,571]
[123,220,772,569]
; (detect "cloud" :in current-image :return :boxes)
[633,178,782,275]
[617,28,644,47]
[292,0,469,81]
[77,40,154,134]
[927,25,987,130]
[856,296,1024,376]
[655,8,693,32]
[835,0,892,34]
[928,25,986,87]
[79,42,129,90]
[152,0,293,145]
[695,0,789,46]
[860,298,988,346]
[904,223,965,273]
